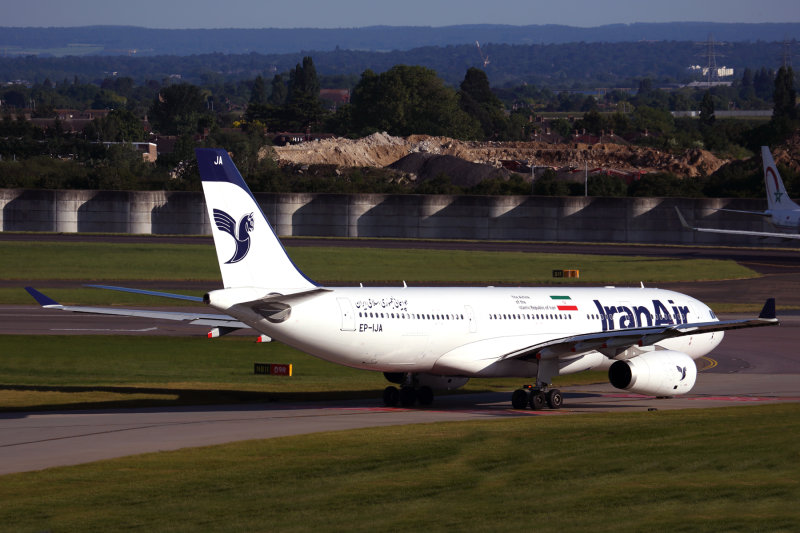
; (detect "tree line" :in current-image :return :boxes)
[0,39,795,88]
[1,56,798,198]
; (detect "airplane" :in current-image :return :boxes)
[26,148,780,410]
[676,146,800,239]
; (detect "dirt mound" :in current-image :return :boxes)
[388,153,511,187]
[271,133,730,178]
[268,132,410,168]
[774,133,800,173]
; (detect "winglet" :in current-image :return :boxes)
[674,207,694,230]
[758,298,776,320]
[25,287,62,308]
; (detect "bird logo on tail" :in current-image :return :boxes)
[213,209,254,263]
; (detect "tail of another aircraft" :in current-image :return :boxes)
[763,146,799,212]
[196,148,317,291]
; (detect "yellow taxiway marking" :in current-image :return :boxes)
[699,356,718,371]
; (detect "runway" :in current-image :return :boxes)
[2,236,799,474]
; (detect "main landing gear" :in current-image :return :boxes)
[382,372,467,408]
[383,384,434,407]
[511,385,563,410]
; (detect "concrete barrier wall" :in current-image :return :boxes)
[0,188,794,247]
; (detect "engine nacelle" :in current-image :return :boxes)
[608,350,697,396]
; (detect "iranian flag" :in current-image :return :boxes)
[550,295,578,311]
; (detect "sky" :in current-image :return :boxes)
[3,0,799,28]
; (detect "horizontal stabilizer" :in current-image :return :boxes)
[675,206,800,240]
[714,208,771,217]
[86,284,204,302]
[249,288,332,307]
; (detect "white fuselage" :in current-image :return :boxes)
[768,209,800,231]
[209,286,723,379]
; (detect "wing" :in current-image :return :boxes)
[675,206,800,240]
[25,287,248,331]
[213,208,236,237]
[503,298,778,362]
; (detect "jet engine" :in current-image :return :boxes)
[608,350,697,396]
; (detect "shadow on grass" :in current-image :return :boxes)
[0,384,393,413]
[0,383,524,413]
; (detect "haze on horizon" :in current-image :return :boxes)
[4,0,800,29]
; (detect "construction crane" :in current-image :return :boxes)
[475,41,490,68]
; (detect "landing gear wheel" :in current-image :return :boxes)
[383,386,399,407]
[417,386,434,406]
[399,386,417,407]
[546,389,563,409]
[511,389,529,409]
[530,390,546,410]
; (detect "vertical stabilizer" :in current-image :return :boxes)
[196,148,316,291]
[762,146,798,212]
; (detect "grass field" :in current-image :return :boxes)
[1,237,796,530]
[1,404,798,531]
[1,239,758,306]
[0,335,604,411]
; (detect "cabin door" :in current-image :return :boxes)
[336,297,356,331]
